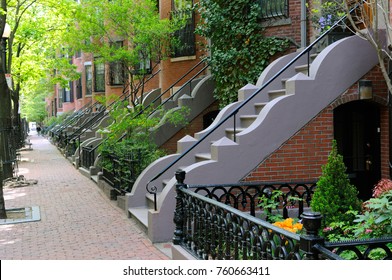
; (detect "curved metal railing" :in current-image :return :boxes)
[83,57,209,166]
[146,3,362,191]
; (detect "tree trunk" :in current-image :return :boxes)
[12,87,22,149]
[0,174,6,218]
[0,72,12,217]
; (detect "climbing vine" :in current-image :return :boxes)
[196,0,290,107]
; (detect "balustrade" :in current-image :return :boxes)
[173,170,392,260]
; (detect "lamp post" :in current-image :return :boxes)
[1,23,10,71]
[0,22,12,218]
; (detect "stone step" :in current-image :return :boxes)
[128,206,148,233]
[295,64,309,75]
[91,175,98,183]
[268,89,286,100]
[225,127,245,141]
[146,191,161,210]
[240,115,258,128]
[195,153,212,162]
[254,102,267,114]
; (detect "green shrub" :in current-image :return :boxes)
[98,100,189,189]
[311,140,362,227]
[353,189,392,238]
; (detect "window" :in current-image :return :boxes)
[172,0,195,57]
[173,0,192,10]
[76,77,83,99]
[70,81,74,102]
[58,89,63,108]
[53,99,57,116]
[109,61,125,85]
[132,51,151,75]
[63,81,74,103]
[64,88,70,102]
[259,0,289,19]
[94,62,105,92]
[85,65,92,95]
[75,49,82,58]
[109,41,126,86]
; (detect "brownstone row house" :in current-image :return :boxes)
[49,1,391,247]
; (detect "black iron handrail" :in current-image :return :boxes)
[87,57,209,157]
[52,97,96,131]
[53,67,157,138]
[59,69,161,160]
[51,100,93,135]
[117,59,209,141]
[68,68,161,143]
[148,58,209,117]
[68,69,162,162]
[146,3,361,188]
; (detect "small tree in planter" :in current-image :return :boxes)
[311,140,362,227]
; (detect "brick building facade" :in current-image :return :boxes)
[46,1,391,200]
[244,64,389,200]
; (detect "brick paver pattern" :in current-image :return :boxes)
[0,134,169,260]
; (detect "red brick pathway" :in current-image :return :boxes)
[0,134,169,260]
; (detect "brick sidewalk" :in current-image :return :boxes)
[0,134,169,260]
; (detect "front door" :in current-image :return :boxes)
[334,101,381,201]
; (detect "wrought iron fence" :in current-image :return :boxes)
[81,144,95,169]
[321,237,392,260]
[101,149,143,194]
[0,127,17,179]
[190,181,317,219]
[173,170,392,260]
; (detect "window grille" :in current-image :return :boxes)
[94,62,105,92]
[85,65,92,95]
[76,78,83,99]
[172,1,195,57]
[259,0,289,19]
[109,41,126,85]
[132,51,152,75]
[58,89,63,108]
[109,62,125,85]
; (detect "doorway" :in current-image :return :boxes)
[334,101,381,201]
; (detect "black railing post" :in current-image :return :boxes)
[173,169,187,245]
[300,212,324,260]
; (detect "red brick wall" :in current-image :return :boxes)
[160,101,219,154]
[160,0,208,98]
[264,0,304,47]
[243,65,390,183]
[244,107,334,182]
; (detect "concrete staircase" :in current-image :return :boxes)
[126,35,378,243]
[78,76,215,184]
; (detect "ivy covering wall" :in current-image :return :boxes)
[196,0,291,107]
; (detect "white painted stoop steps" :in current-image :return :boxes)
[127,35,378,242]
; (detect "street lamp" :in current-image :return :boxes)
[1,23,11,73]
[358,80,373,100]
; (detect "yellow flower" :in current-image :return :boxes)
[273,218,302,233]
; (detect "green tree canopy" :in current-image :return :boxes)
[64,0,183,106]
